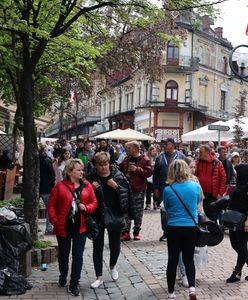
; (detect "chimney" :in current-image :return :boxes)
[215,27,223,38]
[202,15,210,32]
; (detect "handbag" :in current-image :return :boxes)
[169,185,209,247]
[220,209,246,231]
[104,205,126,232]
[83,213,99,239]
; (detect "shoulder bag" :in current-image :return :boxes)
[63,181,99,239]
[98,179,126,232]
[169,185,209,247]
[220,209,246,231]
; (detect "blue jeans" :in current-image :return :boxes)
[178,252,186,275]
[40,194,53,232]
[57,233,87,286]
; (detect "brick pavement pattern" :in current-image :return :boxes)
[3,210,248,299]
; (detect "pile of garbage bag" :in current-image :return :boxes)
[0,206,32,295]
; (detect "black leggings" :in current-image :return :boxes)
[166,226,197,293]
[93,225,121,277]
[229,230,248,272]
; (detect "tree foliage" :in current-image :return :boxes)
[0,0,164,239]
[0,0,220,239]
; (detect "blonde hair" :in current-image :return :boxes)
[63,159,84,180]
[38,143,47,154]
[167,159,191,184]
[125,140,140,150]
[94,151,110,165]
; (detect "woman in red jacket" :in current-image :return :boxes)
[48,159,97,297]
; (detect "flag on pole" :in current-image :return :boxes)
[69,90,77,104]
[246,24,248,36]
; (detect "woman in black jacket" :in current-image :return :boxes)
[226,163,248,283]
[87,151,132,289]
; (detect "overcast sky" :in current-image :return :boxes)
[215,0,248,46]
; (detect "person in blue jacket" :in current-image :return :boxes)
[163,159,201,300]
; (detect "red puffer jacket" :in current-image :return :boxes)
[196,157,226,198]
[48,179,97,237]
[119,154,153,193]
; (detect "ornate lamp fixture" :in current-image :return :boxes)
[229,45,248,82]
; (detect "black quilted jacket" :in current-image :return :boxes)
[87,165,134,224]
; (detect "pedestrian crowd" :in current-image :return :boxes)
[36,137,248,299]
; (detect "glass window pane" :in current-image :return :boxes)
[174,48,179,58]
[166,89,171,99]
[167,81,177,88]
[167,48,173,58]
[172,89,178,100]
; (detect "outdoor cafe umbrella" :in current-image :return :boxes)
[182,117,248,142]
[119,128,155,141]
[95,128,154,141]
[94,129,124,140]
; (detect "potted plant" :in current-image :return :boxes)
[0,197,47,218]
[31,240,57,266]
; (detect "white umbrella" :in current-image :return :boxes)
[94,129,124,139]
[118,128,155,141]
[182,117,248,142]
[95,128,155,141]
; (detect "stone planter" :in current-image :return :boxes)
[31,246,57,266]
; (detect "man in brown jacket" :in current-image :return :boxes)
[119,141,152,241]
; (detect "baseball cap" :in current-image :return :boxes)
[164,138,176,146]
[231,151,240,158]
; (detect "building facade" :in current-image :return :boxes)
[100,14,248,143]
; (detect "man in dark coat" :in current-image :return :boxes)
[39,144,55,234]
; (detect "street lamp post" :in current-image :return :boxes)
[229,45,248,82]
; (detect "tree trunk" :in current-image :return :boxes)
[20,70,40,241]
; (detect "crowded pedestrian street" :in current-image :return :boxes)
[1,209,246,300]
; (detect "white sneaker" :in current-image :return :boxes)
[167,292,176,299]
[110,266,119,281]
[181,274,189,287]
[90,279,103,289]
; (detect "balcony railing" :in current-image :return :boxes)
[166,55,200,68]
[136,100,191,109]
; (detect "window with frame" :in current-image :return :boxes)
[220,91,226,110]
[167,41,179,65]
[130,92,134,109]
[165,80,178,101]
[126,94,129,110]
[138,87,141,106]
[223,57,228,74]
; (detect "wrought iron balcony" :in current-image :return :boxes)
[165,55,200,72]
[136,100,191,109]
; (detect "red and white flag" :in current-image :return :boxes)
[246,24,248,36]
[69,90,77,103]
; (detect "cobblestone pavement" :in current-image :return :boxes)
[2,210,248,300]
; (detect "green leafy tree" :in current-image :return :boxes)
[0,0,219,239]
[0,0,163,240]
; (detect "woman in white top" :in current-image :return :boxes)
[53,149,71,182]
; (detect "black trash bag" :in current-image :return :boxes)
[0,267,32,295]
[0,222,33,270]
[0,204,25,222]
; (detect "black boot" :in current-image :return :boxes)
[226,270,241,283]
